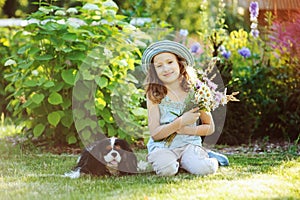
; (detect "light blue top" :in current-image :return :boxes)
[147,96,202,153]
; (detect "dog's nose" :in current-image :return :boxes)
[111,152,117,157]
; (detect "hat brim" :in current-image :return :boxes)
[141,40,194,74]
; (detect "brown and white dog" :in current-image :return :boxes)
[65,137,138,178]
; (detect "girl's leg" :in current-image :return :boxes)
[147,148,179,176]
[207,150,229,166]
[180,145,218,175]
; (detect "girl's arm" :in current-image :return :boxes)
[177,110,215,136]
[147,97,200,141]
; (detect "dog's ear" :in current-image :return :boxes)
[115,139,133,152]
[119,150,138,174]
[75,148,108,176]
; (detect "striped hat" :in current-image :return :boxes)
[141,40,195,74]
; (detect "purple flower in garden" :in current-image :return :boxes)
[215,91,223,104]
[190,42,203,54]
[249,2,259,19]
[179,29,189,37]
[238,47,251,58]
[221,50,231,59]
[251,29,260,38]
[195,80,203,89]
[204,77,218,90]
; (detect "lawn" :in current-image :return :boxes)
[0,139,299,200]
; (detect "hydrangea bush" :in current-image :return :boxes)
[3,0,149,145]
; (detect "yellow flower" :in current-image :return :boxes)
[229,29,248,49]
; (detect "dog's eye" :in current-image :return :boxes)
[114,145,121,150]
[105,145,112,150]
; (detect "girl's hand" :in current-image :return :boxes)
[179,107,200,126]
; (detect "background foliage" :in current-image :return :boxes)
[2,1,149,146]
[1,0,299,146]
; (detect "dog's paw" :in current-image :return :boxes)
[137,160,149,172]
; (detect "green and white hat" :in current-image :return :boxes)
[141,40,195,74]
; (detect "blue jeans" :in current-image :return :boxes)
[207,150,229,166]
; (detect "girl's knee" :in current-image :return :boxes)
[182,157,218,175]
[190,158,218,175]
[156,161,179,176]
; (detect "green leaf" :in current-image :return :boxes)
[19,61,34,69]
[67,135,77,144]
[33,123,45,137]
[36,54,54,61]
[95,76,108,88]
[47,111,61,127]
[62,33,77,41]
[61,69,77,85]
[61,113,73,128]
[73,109,85,120]
[66,51,86,61]
[81,129,91,140]
[32,93,45,104]
[61,99,71,109]
[17,44,31,54]
[132,107,147,117]
[43,81,55,88]
[107,124,115,137]
[24,80,38,87]
[98,119,105,128]
[100,108,114,123]
[75,118,97,132]
[95,96,106,110]
[48,92,63,105]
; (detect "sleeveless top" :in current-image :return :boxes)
[147,96,202,153]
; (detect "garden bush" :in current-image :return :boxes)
[3,0,149,146]
[184,2,299,144]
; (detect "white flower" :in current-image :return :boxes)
[32,70,39,76]
[54,10,66,16]
[102,0,118,10]
[130,17,152,26]
[179,29,189,37]
[82,3,100,11]
[104,9,116,16]
[91,21,101,26]
[123,24,137,32]
[38,7,53,14]
[56,19,66,25]
[119,59,128,66]
[250,22,258,29]
[27,18,40,25]
[4,59,17,66]
[66,18,87,28]
[40,19,55,25]
[103,48,113,59]
[66,8,78,15]
[99,19,114,26]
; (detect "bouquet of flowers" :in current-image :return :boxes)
[164,58,239,146]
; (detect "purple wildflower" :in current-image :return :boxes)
[190,42,204,55]
[204,77,218,90]
[238,47,251,58]
[249,2,259,19]
[195,80,203,89]
[250,29,260,38]
[179,29,189,37]
[214,91,224,104]
[221,50,231,59]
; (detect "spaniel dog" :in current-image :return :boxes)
[65,137,138,178]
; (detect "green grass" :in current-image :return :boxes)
[0,140,299,200]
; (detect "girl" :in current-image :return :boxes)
[142,40,229,176]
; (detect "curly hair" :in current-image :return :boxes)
[145,54,193,104]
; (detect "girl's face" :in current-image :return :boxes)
[153,52,180,85]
